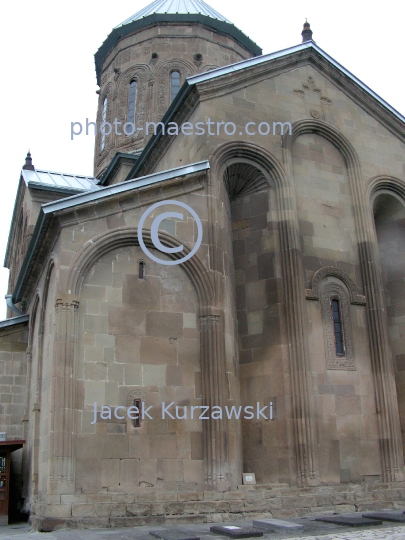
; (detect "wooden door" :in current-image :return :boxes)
[0,452,9,520]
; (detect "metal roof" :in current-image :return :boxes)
[22,169,100,194]
[0,315,29,329]
[115,0,231,27]
[12,160,210,304]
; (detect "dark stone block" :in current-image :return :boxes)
[257,252,274,280]
[396,355,405,371]
[239,349,253,364]
[250,192,269,216]
[210,525,263,538]
[315,516,383,527]
[303,255,321,272]
[150,530,200,540]
[299,219,314,237]
[250,213,267,232]
[363,512,405,522]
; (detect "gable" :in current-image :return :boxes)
[132,43,405,179]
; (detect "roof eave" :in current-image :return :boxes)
[12,160,210,304]
[0,314,29,329]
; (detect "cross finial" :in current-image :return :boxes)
[302,20,313,43]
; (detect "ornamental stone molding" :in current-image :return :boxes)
[127,389,146,407]
[320,282,355,370]
[306,266,366,305]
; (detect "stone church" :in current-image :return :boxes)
[1,0,405,530]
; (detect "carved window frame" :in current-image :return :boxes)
[127,390,146,429]
[321,282,355,370]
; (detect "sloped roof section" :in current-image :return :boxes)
[22,169,100,194]
[116,0,231,27]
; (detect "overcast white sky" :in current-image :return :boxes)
[0,0,404,320]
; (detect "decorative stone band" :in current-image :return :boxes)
[305,266,366,305]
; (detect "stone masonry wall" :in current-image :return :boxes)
[30,482,405,531]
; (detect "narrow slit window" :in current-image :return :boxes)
[171,71,181,101]
[138,261,145,279]
[133,399,141,427]
[331,298,344,355]
[100,97,107,151]
[128,80,137,124]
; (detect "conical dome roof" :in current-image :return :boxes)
[115,0,231,28]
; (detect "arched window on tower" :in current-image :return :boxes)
[100,97,107,151]
[171,71,181,101]
[128,80,137,124]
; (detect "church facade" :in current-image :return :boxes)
[1,0,405,530]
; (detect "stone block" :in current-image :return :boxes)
[252,518,303,533]
[108,307,145,336]
[95,503,126,517]
[363,511,405,522]
[315,515,383,527]
[149,529,200,540]
[120,458,140,488]
[336,394,362,415]
[190,432,203,460]
[141,337,177,365]
[123,274,161,310]
[127,503,153,516]
[143,365,166,386]
[210,525,263,538]
[139,459,158,486]
[150,435,178,459]
[163,459,184,482]
[146,312,184,338]
[183,460,203,483]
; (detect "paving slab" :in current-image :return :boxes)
[252,519,303,533]
[150,530,200,540]
[315,515,383,527]
[363,512,405,523]
[209,526,263,538]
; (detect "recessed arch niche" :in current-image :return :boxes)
[221,158,285,484]
[373,190,405,457]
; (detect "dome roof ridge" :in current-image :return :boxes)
[115,0,231,28]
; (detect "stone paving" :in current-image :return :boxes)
[1,519,405,540]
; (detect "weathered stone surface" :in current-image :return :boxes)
[363,511,405,522]
[315,516,383,527]
[252,518,304,532]
[150,529,200,540]
[210,525,263,538]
